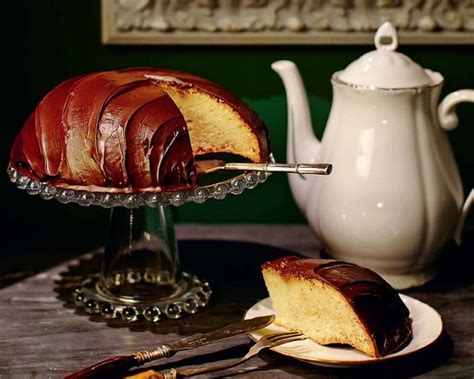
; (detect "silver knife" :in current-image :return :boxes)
[65,314,275,379]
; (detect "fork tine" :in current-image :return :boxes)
[265,331,301,338]
[270,335,306,346]
[264,331,302,342]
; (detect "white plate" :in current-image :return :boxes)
[244,294,443,367]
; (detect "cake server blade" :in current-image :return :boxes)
[65,314,275,379]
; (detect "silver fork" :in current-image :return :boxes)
[161,331,305,378]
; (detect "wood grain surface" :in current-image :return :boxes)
[0,224,473,378]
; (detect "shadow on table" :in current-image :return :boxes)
[53,239,296,335]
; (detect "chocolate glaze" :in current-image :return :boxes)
[125,93,194,189]
[98,81,160,187]
[150,121,196,188]
[10,67,268,192]
[61,72,151,185]
[35,76,83,177]
[11,113,45,180]
[262,256,413,357]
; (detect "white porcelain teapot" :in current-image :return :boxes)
[272,22,474,289]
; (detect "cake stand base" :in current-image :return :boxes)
[75,272,211,322]
[73,206,212,322]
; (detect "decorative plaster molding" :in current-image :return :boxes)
[101,0,474,44]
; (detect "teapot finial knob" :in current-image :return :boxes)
[374,22,398,51]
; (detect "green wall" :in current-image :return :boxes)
[2,1,473,253]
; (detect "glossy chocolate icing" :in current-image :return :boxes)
[125,94,191,188]
[10,67,268,192]
[11,112,45,180]
[98,82,160,187]
[35,76,83,177]
[262,256,413,357]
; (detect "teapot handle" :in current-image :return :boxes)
[438,89,474,131]
[438,89,474,244]
[455,189,473,245]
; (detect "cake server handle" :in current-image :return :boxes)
[223,162,332,175]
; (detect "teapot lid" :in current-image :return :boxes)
[338,22,433,89]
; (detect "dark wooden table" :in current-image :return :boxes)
[1,225,473,378]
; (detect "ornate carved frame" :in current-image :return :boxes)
[102,0,474,44]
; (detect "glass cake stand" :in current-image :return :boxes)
[8,166,270,323]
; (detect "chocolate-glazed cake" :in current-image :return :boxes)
[262,256,412,357]
[9,68,270,192]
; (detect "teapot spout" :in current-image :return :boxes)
[454,189,473,245]
[272,60,321,211]
[272,60,321,163]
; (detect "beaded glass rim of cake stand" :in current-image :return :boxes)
[7,167,270,208]
[74,272,212,322]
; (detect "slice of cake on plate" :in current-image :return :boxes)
[262,256,412,357]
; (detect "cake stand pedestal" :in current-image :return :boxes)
[8,167,269,323]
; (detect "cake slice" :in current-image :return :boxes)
[261,256,412,357]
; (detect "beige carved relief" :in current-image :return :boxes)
[102,0,474,44]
